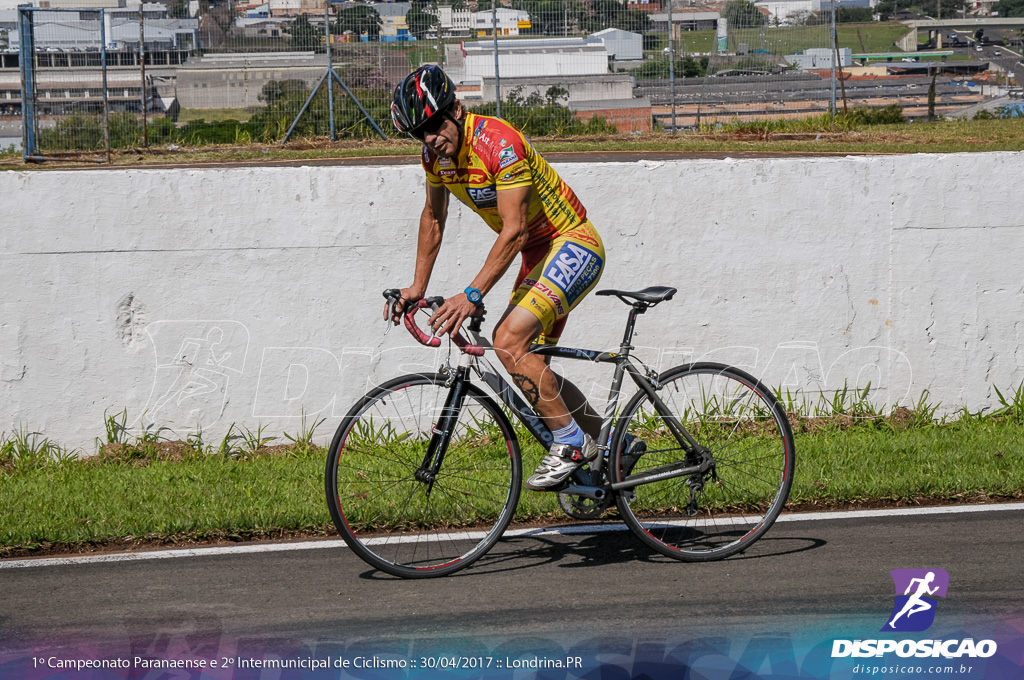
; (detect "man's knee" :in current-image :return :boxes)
[492,327,530,368]
[492,308,543,365]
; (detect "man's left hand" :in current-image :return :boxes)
[428,294,479,338]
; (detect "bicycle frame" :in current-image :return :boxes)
[328,288,794,575]
[440,303,712,496]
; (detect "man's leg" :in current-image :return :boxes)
[493,306,601,490]
[552,372,602,441]
[492,306,573,430]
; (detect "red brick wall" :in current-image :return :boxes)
[574,106,653,133]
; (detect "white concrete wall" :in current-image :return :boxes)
[2,151,1023,452]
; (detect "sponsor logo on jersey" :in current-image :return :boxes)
[529,280,565,316]
[500,166,529,183]
[543,242,602,307]
[498,145,519,169]
[467,185,498,209]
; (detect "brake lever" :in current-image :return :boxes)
[382,289,402,336]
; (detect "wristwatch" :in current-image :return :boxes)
[464,286,484,306]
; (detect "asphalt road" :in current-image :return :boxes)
[2,506,1022,668]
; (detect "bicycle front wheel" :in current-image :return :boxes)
[325,373,522,578]
[612,363,794,561]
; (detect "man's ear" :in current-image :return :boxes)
[452,100,464,120]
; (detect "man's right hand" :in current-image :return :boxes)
[384,287,423,325]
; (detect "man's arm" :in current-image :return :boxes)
[388,183,449,323]
[428,185,532,337]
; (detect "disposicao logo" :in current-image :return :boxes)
[831,569,998,660]
[883,568,949,632]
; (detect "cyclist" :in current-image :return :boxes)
[386,65,604,491]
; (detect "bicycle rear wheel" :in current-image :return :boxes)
[612,363,794,561]
[325,373,521,578]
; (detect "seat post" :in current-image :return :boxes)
[619,303,647,352]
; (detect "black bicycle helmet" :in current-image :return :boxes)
[390,65,457,137]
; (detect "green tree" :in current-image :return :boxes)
[837,7,874,22]
[336,6,382,41]
[993,0,1024,15]
[407,5,438,39]
[289,15,320,50]
[723,0,765,28]
[633,54,708,79]
[575,0,650,34]
[520,0,572,35]
[469,85,616,136]
[258,79,309,105]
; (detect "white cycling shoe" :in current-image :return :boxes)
[525,434,598,491]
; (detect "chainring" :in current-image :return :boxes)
[556,466,611,520]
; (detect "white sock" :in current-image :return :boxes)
[551,419,585,447]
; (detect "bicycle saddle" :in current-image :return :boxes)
[596,286,677,305]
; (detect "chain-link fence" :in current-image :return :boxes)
[10,1,951,159]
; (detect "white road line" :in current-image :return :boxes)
[2,502,1022,570]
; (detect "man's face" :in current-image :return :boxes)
[421,106,462,158]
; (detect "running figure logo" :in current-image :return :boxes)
[883,569,949,632]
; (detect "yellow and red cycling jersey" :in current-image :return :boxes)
[422,112,588,250]
[421,111,603,345]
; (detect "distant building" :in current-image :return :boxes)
[457,37,610,80]
[650,6,720,35]
[9,10,199,51]
[471,7,531,38]
[786,47,852,69]
[755,0,817,24]
[590,28,643,61]
[374,2,414,42]
[267,0,325,16]
[432,4,472,38]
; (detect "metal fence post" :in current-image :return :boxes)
[100,9,111,160]
[140,6,148,147]
[18,8,37,160]
[668,1,676,133]
[326,3,336,140]
[492,3,500,117]
[830,0,837,122]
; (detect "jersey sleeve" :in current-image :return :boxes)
[474,119,533,191]
[421,146,444,187]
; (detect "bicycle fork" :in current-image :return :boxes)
[414,366,470,496]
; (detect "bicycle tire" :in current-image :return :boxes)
[611,362,795,561]
[325,373,522,578]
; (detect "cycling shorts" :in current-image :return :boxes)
[509,221,605,346]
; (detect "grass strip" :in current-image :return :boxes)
[4,119,1024,172]
[1,415,1021,558]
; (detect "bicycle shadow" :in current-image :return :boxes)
[491,526,827,572]
[355,524,826,580]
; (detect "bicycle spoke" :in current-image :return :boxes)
[325,374,521,578]
[614,364,794,561]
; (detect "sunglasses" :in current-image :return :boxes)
[411,113,450,142]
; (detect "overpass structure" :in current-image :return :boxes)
[898,17,1024,51]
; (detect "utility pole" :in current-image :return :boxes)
[668,0,676,132]
[139,4,148,147]
[493,2,501,117]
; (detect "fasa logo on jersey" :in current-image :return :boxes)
[544,242,602,307]
[883,568,949,632]
[467,185,497,209]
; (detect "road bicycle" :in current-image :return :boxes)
[325,286,795,578]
